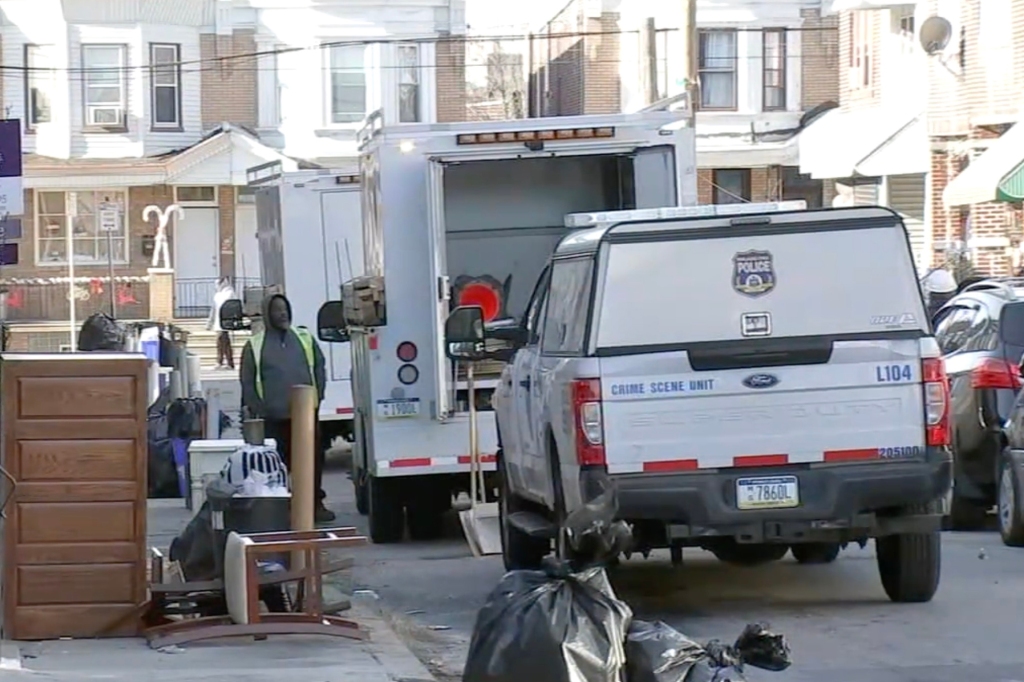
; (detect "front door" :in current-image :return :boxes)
[174,207,220,317]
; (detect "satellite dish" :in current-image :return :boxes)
[920,16,953,55]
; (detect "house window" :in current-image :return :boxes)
[397,44,420,123]
[712,169,751,204]
[762,29,786,111]
[849,11,872,89]
[698,30,737,110]
[175,186,217,204]
[36,191,128,265]
[24,44,54,128]
[150,43,181,129]
[82,44,128,129]
[329,45,367,124]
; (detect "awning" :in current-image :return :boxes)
[998,162,1024,201]
[854,116,928,177]
[943,123,1024,207]
[798,108,923,180]
[828,0,914,12]
[698,136,799,169]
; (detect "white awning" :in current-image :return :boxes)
[943,123,1024,207]
[828,0,914,13]
[698,137,799,169]
[799,108,923,179]
[855,117,928,177]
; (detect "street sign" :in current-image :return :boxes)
[0,243,19,266]
[0,120,23,217]
[98,202,120,232]
[0,217,22,240]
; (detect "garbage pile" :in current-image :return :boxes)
[462,486,792,682]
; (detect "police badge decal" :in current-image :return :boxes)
[732,250,776,297]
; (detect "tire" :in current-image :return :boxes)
[368,475,404,544]
[997,454,1024,547]
[498,456,549,570]
[407,485,450,542]
[791,542,841,564]
[948,491,988,530]
[353,467,368,516]
[875,506,941,603]
[711,541,789,566]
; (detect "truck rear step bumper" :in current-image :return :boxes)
[585,451,951,542]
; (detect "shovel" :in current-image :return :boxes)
[459,362,502,557]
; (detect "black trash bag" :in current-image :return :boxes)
[148,438,180,498]
[625,621,792,682]
[462,560,633,682]
[168,479,236,582]
[563,480,633,571]
[77,312,126,351]
[167,398,206,439]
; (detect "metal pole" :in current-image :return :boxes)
[66,207,76,350]
[640,18,658,105]
[106,229,116,318]
[468,363,478,506]
[681,0,698,127]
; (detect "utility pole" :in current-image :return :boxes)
[680,0,698,127]
[639,18,658,105]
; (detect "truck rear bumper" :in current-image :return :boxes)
[585,450,951,543]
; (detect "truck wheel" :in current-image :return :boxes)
[368,475,404,544]
[499,458,549,570]
[353,467,368,516]
[711,541,789,566]
[407,485,450,541]
[875,506,941,603]
[997,455,1024,547]
[791,542,841,564]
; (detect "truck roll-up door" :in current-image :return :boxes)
[632,145,677,209]
[426,159,452,421]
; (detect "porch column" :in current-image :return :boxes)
[148,268,175,322]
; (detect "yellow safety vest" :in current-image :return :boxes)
[249,326,316,400]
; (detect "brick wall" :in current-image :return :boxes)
[218,185,236,278]
[838,9,883,112]
[436,37,468,123]
[800,8,839,110]
[200,30,258,130]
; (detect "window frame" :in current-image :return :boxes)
[762,28,787,112]
[523,265,552,345]
[712,168,752,204]
[24,43,55,130]
[849,11,873,90]
[149,42,182,131]
[396,43,420,123]
[697,29,738,111]
[540,256,596,357]
[34,190,130,267]
[327,44,368,126]
[81,43,129,132]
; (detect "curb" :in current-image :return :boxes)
[349,602,438,682]
[0,640,21,671]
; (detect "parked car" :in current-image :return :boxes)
[933,279,1024,530]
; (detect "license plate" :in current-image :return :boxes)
[736,475,799,510]
[376,399,420,419]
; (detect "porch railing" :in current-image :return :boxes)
[175,277,261,319]
[0,278,150,323]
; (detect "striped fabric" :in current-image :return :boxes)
[221,444,289,490]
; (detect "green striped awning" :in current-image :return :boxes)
[998,161,1024,201]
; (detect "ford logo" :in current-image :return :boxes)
[742,373,779,389]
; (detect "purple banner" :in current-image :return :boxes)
[0,120,21,178]
[0,218,22,240]
[0,242,18,266]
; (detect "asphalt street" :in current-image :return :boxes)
[318,461,1024,682]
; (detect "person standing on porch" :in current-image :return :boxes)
[207,277,237,370]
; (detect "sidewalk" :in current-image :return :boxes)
[0,499,436,682]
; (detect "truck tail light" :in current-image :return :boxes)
[922,357,950,447]
[970,357,1022,390]
[571,378,605,466]
[397,341,418,362]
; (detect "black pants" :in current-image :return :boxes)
[264,418,326,504]
[217,331,233,368]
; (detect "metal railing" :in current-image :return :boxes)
[0,280,149,323]
[174,277,261,319]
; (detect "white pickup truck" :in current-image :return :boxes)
[444,203,953,603]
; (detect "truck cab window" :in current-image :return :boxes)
[523,267,551,345]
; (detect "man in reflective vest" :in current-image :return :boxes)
[240,293,335,523]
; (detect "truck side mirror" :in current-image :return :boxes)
[445,305,486,360]
[317,301,350,343]
[220,298,250,331]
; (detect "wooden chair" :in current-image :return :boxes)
[145,527,367,649]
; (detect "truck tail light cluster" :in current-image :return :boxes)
[922,357,951,447]
[970,357,1022,391]
[571,378,606,466]
[397,341,419,385]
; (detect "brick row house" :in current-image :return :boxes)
[0,0,466,349]
[525,0,839,209]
